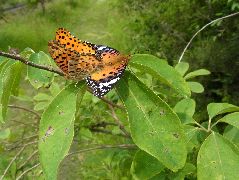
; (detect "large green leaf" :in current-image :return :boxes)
[129,54,191,98]
[207,103,239,120]
[39,82,86,180]
[27,51,55,89]
[219,112,239,129]
[1,62,23,121]
[116,72,187,171]
[197,132,239,180]
[173,98,196,124]
[131,150,164,179]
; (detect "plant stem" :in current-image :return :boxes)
[0,50,63,76]
[108,104,131,137]
[67,144,136,157]
[178,12,239,63]
[16,163,40,180]
[0,146,25,180]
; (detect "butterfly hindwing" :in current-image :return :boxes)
[86,64,127,97]
[86,46,130,97]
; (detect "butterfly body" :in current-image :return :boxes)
[48,28,130,97]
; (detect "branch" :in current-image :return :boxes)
[90,121,117,128]
[67,144,136,157]
[100,96,125,110]
[108,104,131,138]
[0,50,63,76]
[16,163,40,180]
[11,119,38,128]
[8,105,40,119]
[18,150,38,170]
[0,146,25,180]
[0,50,124,110]
[7,140,38,151]
[90,128,130,138]
[178,12,239,63]
[87,87,124,110]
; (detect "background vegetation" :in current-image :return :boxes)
[0,0,239,179]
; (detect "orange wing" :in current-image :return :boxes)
[48,40,103,80]
[55,28,97,54]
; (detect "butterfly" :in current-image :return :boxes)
[48,28,130,97]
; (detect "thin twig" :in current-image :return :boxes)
[8,105,41,119]
[0,50,126,109]
[87,87,124,110]
[16,163,40,180]
[18,150,38,170]
[0,50,63,76]
[178,12,239,63]
[7,140,38,151]
[11,120,37,127]
[67,144,136,157]
[0,146,25,180]
[6,135,38,151]
[90,128,129,138]
[108,104,130,137]
[208,118,212,132]
[90,121,117,128]
[100,96,124,110]
[211,121,219,129]
[194,121,208,132]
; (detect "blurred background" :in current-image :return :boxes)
[0,0,239,178]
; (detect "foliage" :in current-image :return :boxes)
[117,0,239,108]
[0,47,239,179]
[0,0,239,179]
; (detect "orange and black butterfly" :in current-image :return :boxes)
[48,28,130,97]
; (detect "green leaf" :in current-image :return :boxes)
[0,128,10,139]
[34,101,51,111]
[184,125,200,152]
[39,82,86,180]
[34,93,53,101]
[131,150,164,179]
[49,82,61,96]
[184,69,210,80]
[207,103,239,120]
[1,62,23,121]
[0,60,11,123]
[224,125,239,147]
[79,127,93,140]
[174,62,189,76]
[20,47,35,59]
[27,51,55,89]
[219,112,239,129]
[116,72,187,171]
[168,163,196,180]
[129,54,191,98]
[173,98,196,124]
[187,81,204,93]
[197,132,239,180]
